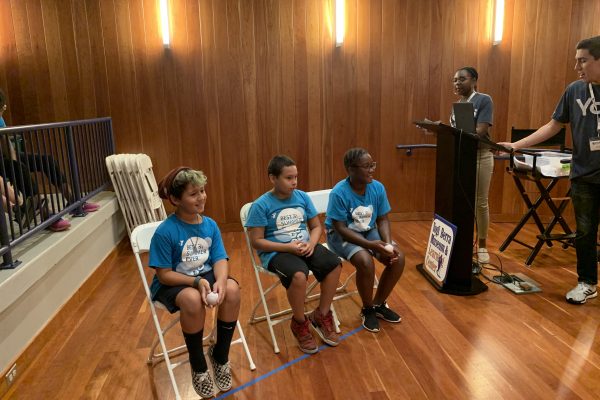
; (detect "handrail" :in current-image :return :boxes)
[395,144,436,155]
[0,117,112,133]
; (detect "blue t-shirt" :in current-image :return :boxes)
[244,189,317,267]
[0,117,6,128]
[325,178,391,231]
[552,80,600,182]
[148,214,228,298]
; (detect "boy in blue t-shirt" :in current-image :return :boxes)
[245,155,342,354]
[326,148,405,333]
[149,167,239,398]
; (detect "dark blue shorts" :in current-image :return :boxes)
[154,269,238,313]
[267,243,341,289]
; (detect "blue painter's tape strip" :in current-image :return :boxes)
[214,326,364,399]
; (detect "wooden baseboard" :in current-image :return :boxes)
[0,241,122,398]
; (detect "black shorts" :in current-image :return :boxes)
[154,269,238,313]
[267,243,341,289]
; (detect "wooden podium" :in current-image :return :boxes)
[414,121,488,295]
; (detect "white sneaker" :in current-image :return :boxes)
[565,282,598,304]
[477,248,490,264]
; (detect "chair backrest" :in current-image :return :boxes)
[131,221,163,254]
[240,202,264,272]
[511,126,567,151]
[129,222,164,314]
[306,189,331,214]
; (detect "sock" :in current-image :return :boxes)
[183,329,207,372]
[212,320,237,365]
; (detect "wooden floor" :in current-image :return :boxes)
[3,221,600,400]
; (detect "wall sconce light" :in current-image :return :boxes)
[493,0,504,45]
[335,0,345,47]
[160,0,170,48]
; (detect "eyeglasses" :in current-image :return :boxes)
[352,162,377,170]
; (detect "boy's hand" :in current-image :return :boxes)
[297,241,315,257]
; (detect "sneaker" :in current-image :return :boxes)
[290,317,318,354]
[208,345,233,392]
[565,282,598,304]
[82,202,100,212]
[49,217,71,232]
[361,306,379,332]
[191,369,215,399]
[309,308,339,346]
[374,302,402,323]
[477,248,490,264]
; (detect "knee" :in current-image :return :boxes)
[393,251,405,269]
[331,263,342,277]
[224,279,241,306]
[289,271,308,287]
[352,254,375,274]
[177,289,204,316]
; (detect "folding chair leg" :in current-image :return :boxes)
[148,306,183,400]
[330,304,341,333]
[148,315,187,364]
[235,321,257,370]
[252,268,281,353]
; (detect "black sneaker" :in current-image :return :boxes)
[374,302,402,323]
[361,306,380,332]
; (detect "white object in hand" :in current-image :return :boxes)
[384,243,394,254]
[206,291,219,306]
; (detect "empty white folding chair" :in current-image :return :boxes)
[131,222,256,399]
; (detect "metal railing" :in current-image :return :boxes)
[0,117,114,269]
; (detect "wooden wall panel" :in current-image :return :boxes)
[1,0,600,227]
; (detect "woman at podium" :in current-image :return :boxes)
[449,67,494,266]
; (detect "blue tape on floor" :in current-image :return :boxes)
[214,326,364,399]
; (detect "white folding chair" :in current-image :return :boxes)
[135,154,168,222]
[131,222,256,400]
[106,153,167,236]
[106,155,137,236]
[240,199,343,354]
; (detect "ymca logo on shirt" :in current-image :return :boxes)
[349,205,373,232]
[176,236,212,276]
[273,207,309,242]
[577,97,600,116]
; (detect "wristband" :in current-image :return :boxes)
[192,275,201,289]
